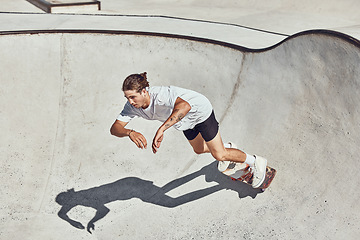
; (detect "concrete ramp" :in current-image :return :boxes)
[1,30,360,239]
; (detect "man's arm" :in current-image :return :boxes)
[110,120,147,149]
[110,120,131,137]
[152,97,191,153]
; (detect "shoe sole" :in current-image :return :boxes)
[252,156,267,188]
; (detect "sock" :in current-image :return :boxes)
[244,153,256,167]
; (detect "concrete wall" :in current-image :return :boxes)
[1,30,359,239]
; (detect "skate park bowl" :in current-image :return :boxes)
[1,29,360,239]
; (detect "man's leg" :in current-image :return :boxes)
[185,109,268,188]
[188,131,246,163]
[188,133,210,154]
[187,130,267,188]
[205,131,267,188]
[205,131,247,163]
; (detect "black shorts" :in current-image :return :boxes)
[183,111,219,142]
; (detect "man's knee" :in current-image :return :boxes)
[193,148,206,155]
[192,144,211,155]
[211,151,227,162]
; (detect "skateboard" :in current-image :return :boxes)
[218,161,276,191]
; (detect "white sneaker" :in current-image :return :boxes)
[217,142,237,172]
[251,155,267,188]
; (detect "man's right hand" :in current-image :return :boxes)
[129,131,147,149]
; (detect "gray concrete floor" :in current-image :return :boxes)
[1,0,360,239]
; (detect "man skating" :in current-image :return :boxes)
[110,72,268,188]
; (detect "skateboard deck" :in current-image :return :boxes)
[218,161,276,190]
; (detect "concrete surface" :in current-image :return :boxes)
[1,0,360,48]
[1,29,360,240]
[1,0,360,239]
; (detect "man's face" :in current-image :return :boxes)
[124,89,148,109]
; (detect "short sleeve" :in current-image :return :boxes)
[116,102,137,122]
[153,86,178,108]
[167,86,181,107]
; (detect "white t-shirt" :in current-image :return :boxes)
[116,86,213,131]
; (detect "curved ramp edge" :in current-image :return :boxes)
[1,30,360,239]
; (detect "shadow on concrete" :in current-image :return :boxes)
[55,161,261,233]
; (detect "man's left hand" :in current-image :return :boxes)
[152,129,164,153]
